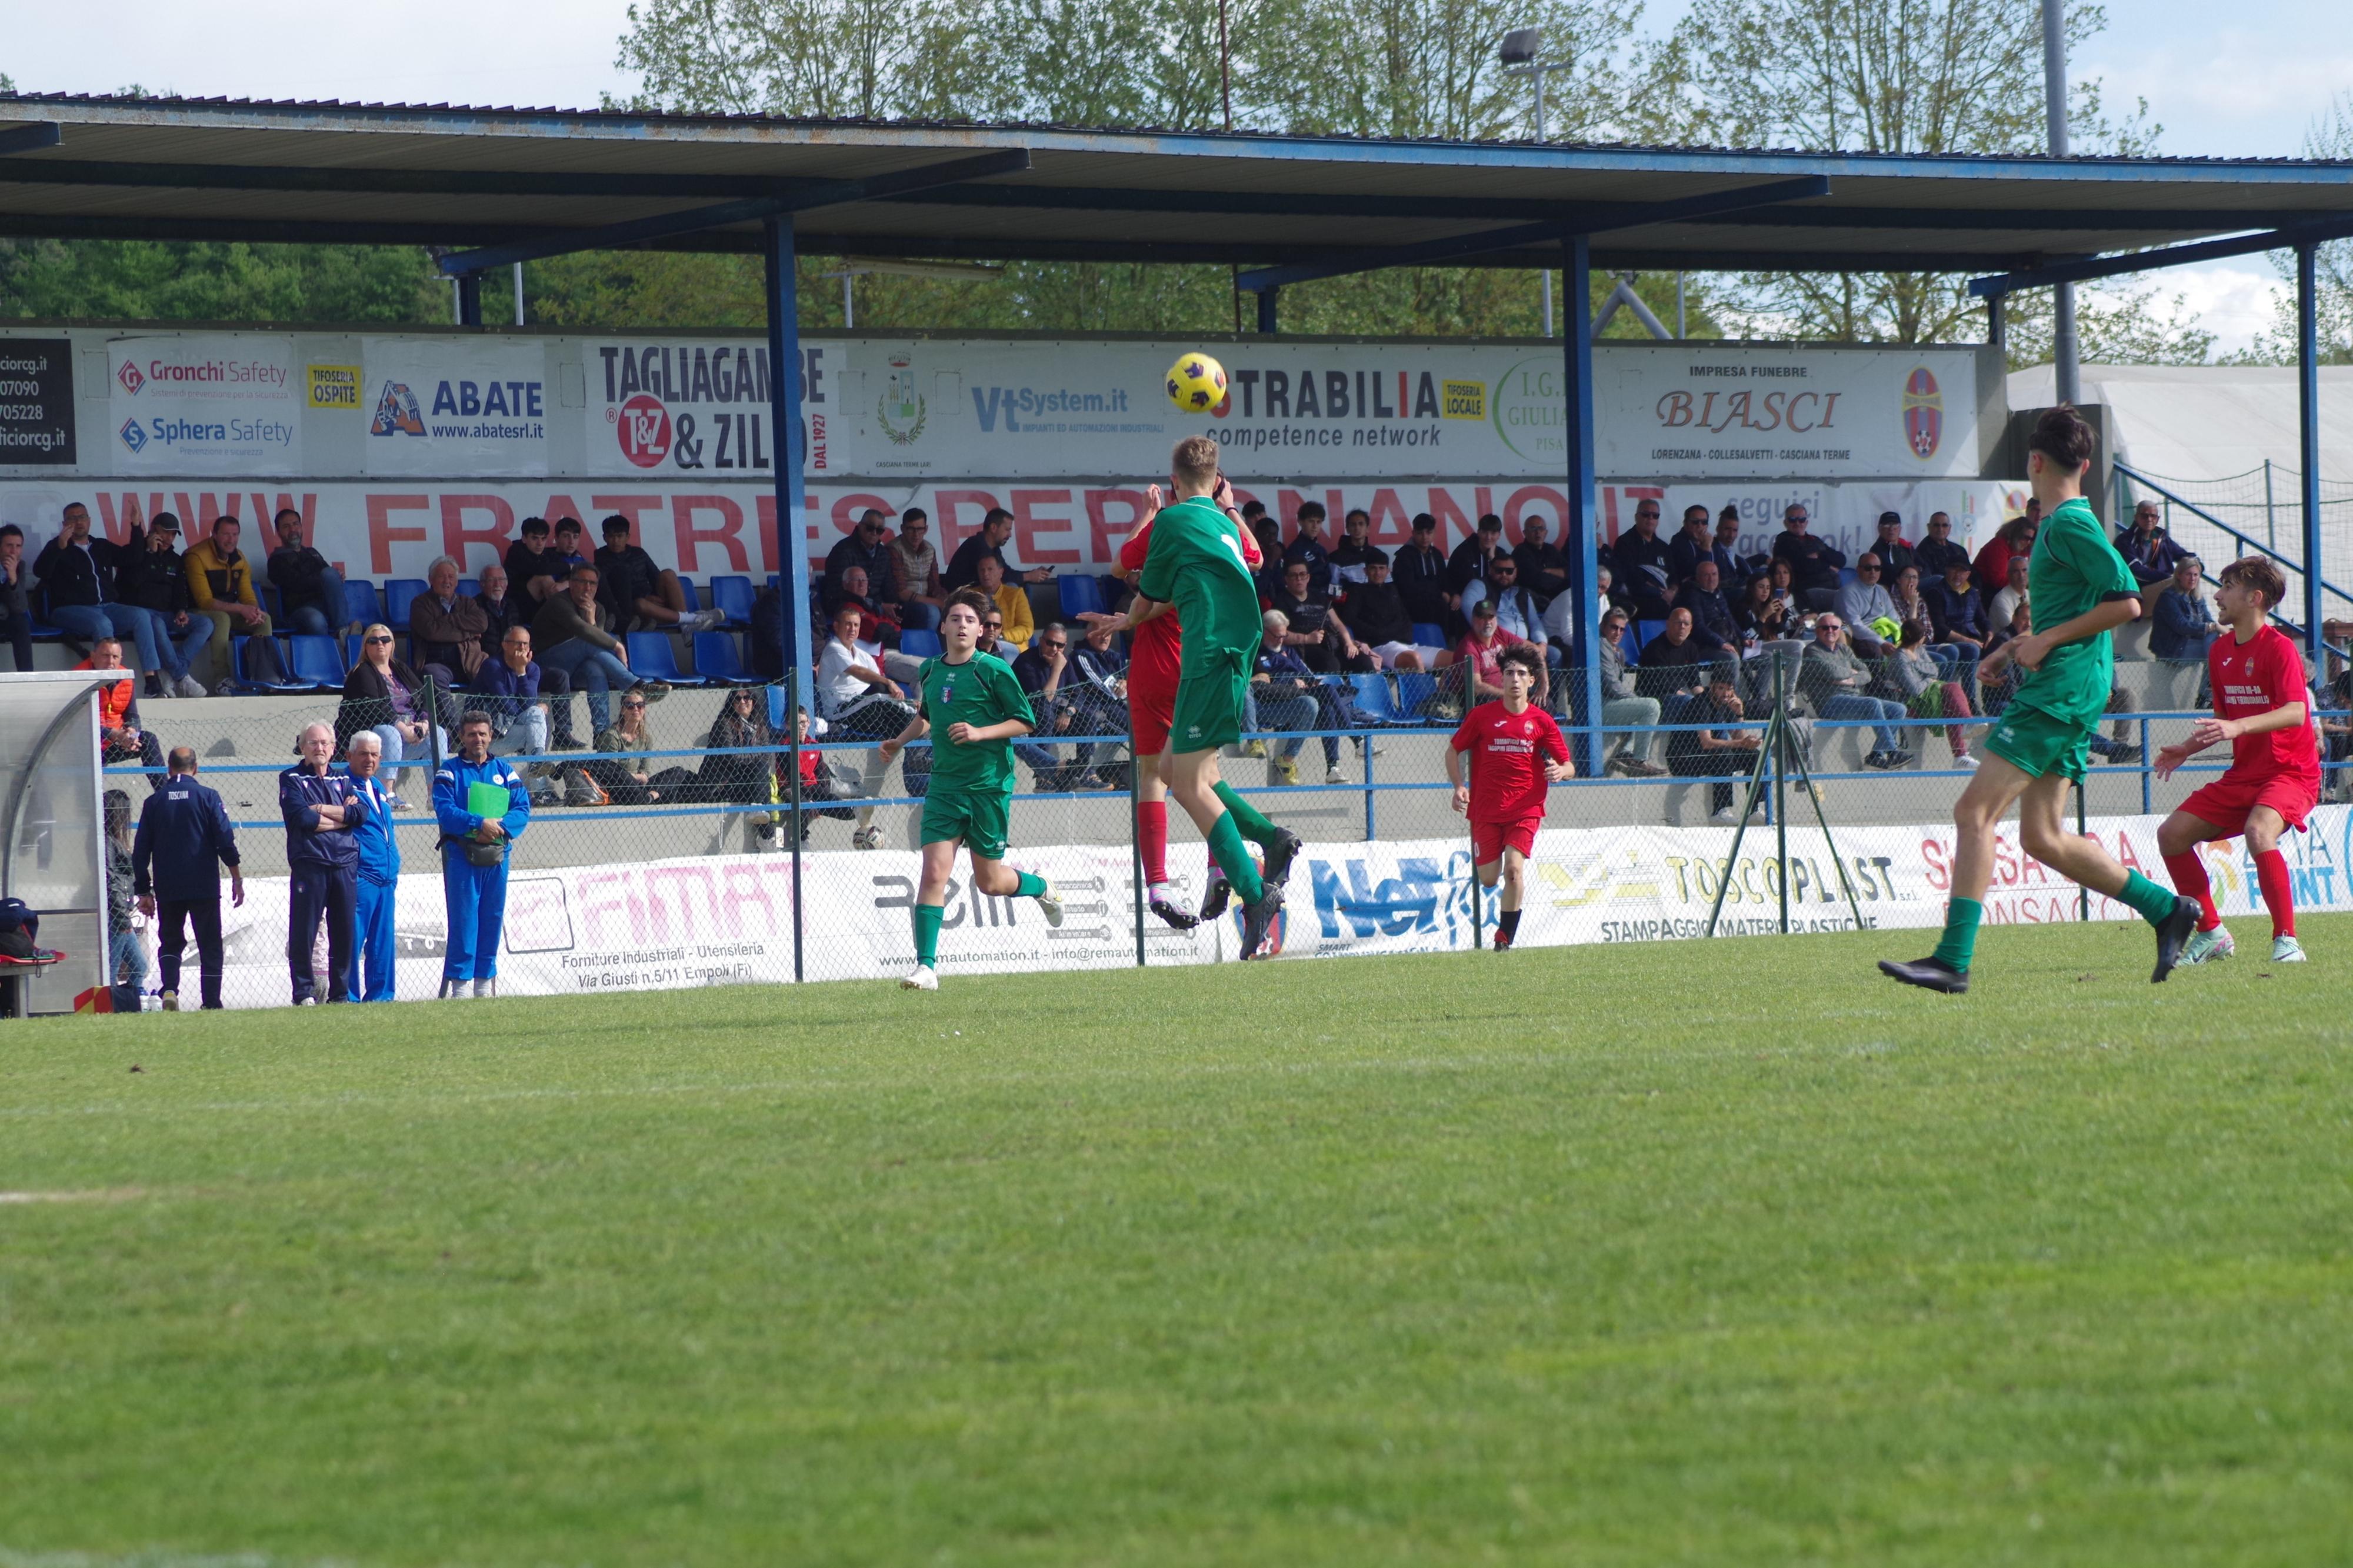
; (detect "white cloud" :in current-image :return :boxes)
[2147,265,2291,357]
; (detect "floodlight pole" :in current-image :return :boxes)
[2298,241,2325,675]
[1503,44,1559,336]
[765,214,816,984]
[1559,229,1604,776]
[2041,0,2078,407]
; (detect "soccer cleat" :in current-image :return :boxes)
[852,825,886,850]
[1325,765,1347,785]
[1878,956,1970,993]
[1035,882,1064,928]
[2180,925,2234,966]
[900,963,939,991]
[2151,895,2202,983]
[1197,873,1232,923]
[1492,928,1514,952]
[2272,935,2308,963]
[1237,884,1284,960]
[1148,890,1200,931]
[1262,829,1304,890]
[296,996,317,1006]
[159,990,179,1012]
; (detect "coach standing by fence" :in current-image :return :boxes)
[281,721,364,1005]
[432,710,531,999]
[131,747,243,1011]
[344,731,401,1003]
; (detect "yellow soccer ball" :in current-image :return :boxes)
[1165,351,1228,414]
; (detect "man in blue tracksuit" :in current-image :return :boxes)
[281,722,365,1005]
[342,730,401,1003]
[131,746,244,1010]
[432,708,531,998]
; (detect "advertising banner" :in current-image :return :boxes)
[172,804,2353,1009]
[362,337,549,477]
[106,334,301,476]
[584,336,807,479]
[0,337,75,466]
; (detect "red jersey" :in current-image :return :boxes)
[1118,509,1262,689]
[2207,625,2321,787]
[1450,700,1568,822]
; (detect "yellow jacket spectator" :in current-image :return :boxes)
[181,516,281,687]
[974,555,1032,650]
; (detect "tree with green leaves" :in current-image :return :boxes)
[2235,92,2353,367]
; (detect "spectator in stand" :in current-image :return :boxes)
[589,688,676,806]
[826,563,904,648]
[183,515,287,687]
[1735,571,1793,644]
[1449,513,1509,604]
[1973,514,2037,596]
[102,788,146,1012]
[2116,499,2189,609]
[338,623,443,799]
[1926,559,1989,656]
[977,607,1016,660]
[825,508,898,609]
[1610,499,1676,620]
[474,561,525,655]
[534,563,651,732]
[1835,552,1902,656]
[281,721,364,1005]
[1891,622,1979,770]
[472,625,560,789]
[132,746,243,1012]
[1637,606,1714,710]
[1459,555,1554,663]
[114,513,214,698]
[1513,515,1570,603]
[1892,562,1978,701]
[1342,552,1442,672]
[817,600,922,846]
[1979,595,2033,713]
[266,508,354,638]
[1770,503,1846,612]
[944,506,1053,591]
[342,730,401,1003]
[1989,556,2032,631]
[887,507,945,632]
[1913,511,1971,582]
[35,501,178,693]
[1666,505,1715,587]
[1331,508,1381,585]
[411,555,490,686]
[1871,511,1917,578]
[599,514,722,633]
[693,686,779,804]
[767,706,860,843]
[0,523,32,672]
[972,554,1033,650]
[547,517,592,583]
[1800,614,1910,769]
[2152,555,2219,663]
[1718,505,1767,582]
[1455,599,1541,710]
[1012,622,1101,790]
[1251,609,1324,786]
[1066,618,1132,788]
[1681,558,1740,656]
[1248,513,1285,599]
[1592,608,1668,776]
[1668,666,1764,824]
[431,710,531,999]
[1284,501,1337,597]
[78,636,166,789]
[1269,558,1374,673]
[1393,513,1451,629]
[505,516,566,603]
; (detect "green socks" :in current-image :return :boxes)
[1207,812,1267,905]
[1931,896,1983,973]
[913,902,943,968]
[2118,869,2181,928]
[1013,871,1048,899]
[1213,781,1284,848]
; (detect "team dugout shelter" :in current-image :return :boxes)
[2,92,2352,759]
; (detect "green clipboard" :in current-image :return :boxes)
[465,779,514,820]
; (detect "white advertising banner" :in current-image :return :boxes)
[106,334,301,476]
[585,337,789,479]
[172,806,2353,1009]
[361,337,549,477]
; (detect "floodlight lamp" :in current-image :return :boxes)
[1499,28,1541,66]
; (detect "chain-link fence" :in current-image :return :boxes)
[2112,462,2353,635]
[94,643,2353,1007]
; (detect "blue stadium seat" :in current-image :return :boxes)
[456,579,483,599]
[1634,619,1665,659]
[286,634,346,691]
[344,578,384,632]
[384,578,428,630]
[230,636,305,693]
[1058,575,1109,619]
[1394,669,1444,722]
[709,574,756,627]
[676,577,702,613]
[1411,621,1447,650]
[625,630,705,686]
[692,630,754,684]
[898,628,943,659]
[1837,566,1858,589]
[1348,672,1404,724]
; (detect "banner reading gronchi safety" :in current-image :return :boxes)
[167,806,2353,1008]
[106,333,301,476]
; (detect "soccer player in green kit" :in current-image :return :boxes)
[1881,406,2200,993]
[879,588,1063,990]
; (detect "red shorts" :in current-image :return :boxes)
[1471,815,1544,865]
[1131,669,1177,757]
[2179,772,2319,838]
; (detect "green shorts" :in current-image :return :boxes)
[1984,701,2095,784]
[920,786,1012,860]
[1169,646,1250,755]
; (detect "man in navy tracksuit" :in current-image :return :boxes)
[432,709,531,998]
[131,747,244,1010]
[342,730,402,1003]
[280,721,365,1005]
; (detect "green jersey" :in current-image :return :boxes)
[1136,495,1262,661]
[2011,496,2137,724]
[918,651,1035,798]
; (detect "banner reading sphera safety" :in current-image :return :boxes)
[107,335,301,476]
[363,338,549,478]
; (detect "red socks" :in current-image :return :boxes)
[2162,851,2220,933]
[2254,848,2296,939]
[1137,799,1168,886]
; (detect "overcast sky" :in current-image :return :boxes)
[5,0,2343,353]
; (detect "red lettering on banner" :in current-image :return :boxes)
[1085,489,1149,563]
[831,493,892,537]
[1227,483,1262,516]
[1010,489,1082,565]
[441,494,516,575]
[936,489,1001,551]
[366,495,431,575]
[1365,488,1409,545]
[673,495,749,573]
[586,493,661,540]
[1502,485,1567,537]
[1428,487,1474,547]
[1920,835,1951,890]
[1276,489,1310,530]
[91,493,152,542]
[177,493,242,534]
[755,496,775,573]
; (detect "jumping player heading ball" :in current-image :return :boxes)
[1445,643,1572,950]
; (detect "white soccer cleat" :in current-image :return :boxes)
[1035,882,1064,928]
[901,963,939,991]
[2181,925,2234,966]
[1325,765,1347,785]
[2272,935,2308,963]
[852,825,886,850]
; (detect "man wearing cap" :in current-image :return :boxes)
[114,512,213,698]
[281,721,365,1005]
[131,748,244,1010]
[1871,512,1917,578]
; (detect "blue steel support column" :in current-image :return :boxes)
[1559,231,1603,772]
[456,272,482,328]
[2297,242,2325,675]
[1257,287,1278,335]
[765,215,815,983]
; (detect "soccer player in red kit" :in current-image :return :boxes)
[2155,556,2321,965]
[1445,644,1573,950]
[1093,482,1297,930]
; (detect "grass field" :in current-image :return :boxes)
[4,917,2352,1567]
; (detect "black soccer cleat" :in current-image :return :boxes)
[1148,892,1200,932]
[1197,873,1232,924]
[1878,955,1970,993]
[1262,829,1305,890]
[1238,884,1284,960]
[1492,929,1514,952]
[2152,894,2202,983]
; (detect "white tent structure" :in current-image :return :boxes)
[2,669,124,1016]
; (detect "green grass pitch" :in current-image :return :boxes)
[5,918,2352,1566]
